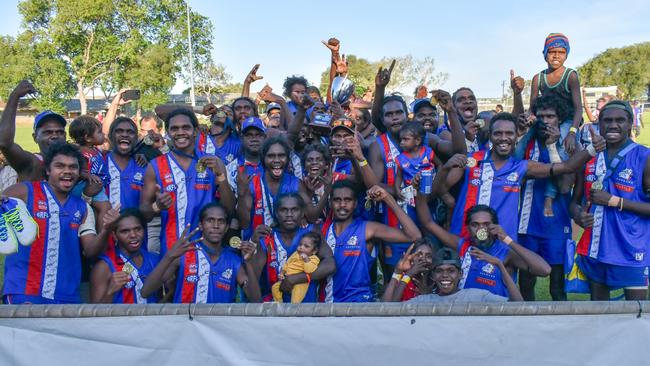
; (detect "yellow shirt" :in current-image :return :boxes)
[283,252,320,275]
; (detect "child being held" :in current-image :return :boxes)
[68,115,110,204]
[271,232,321,304]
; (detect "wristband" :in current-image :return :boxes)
[586,144,597,157]
[400,274,411,285]
[81,192,92,204]
[358,159,368,167]
[619,198,624,211]
[305,273,312,283]
[391,273,403,282]
[152,201,162,213]
[569,127,578,134]
[608,195,621,208]
[503,236,514,246]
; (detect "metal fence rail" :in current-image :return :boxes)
[0,301,647,318]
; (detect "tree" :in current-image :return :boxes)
[578,42,650,100]
[377,55,449,96]
[319,54,376,97]
[0,34,72,113]
[194,61,232,103]
[319,54,448,98]
[15,0,214,114]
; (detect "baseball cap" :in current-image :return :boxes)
[241,116,267,133]
[433,247,461,269]
[330,117,355,135]
[412,98,437,114]
[265,102,281,113]
[34,110,66,132]
[600,100,634,120]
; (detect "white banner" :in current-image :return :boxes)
[0,311,649,365]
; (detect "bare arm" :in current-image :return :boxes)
[0,81,42,180]
[89,261,130,304]
[415,193,460,250]
[510,70,525,116]
[103,89,128,137]
[528,74,539,111]
[499,261,524,301]
[366,186,421,242]
[429,90,467,159]
[568,72,583,130]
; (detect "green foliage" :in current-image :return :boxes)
[578,42,650,99]
[194,61,233,102]
[7,0,214,114]
[319,54,375,96]
[319,54,448,98]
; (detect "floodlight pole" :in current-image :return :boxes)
[187,2,196,107]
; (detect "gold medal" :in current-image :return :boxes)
[122,262,135,275]
[591,180,604,190]
[475,119,485,129]
[430,95,438,105]
[196,161,206,173]
[364,196,372,211]
[229,236,242,249]
[476,228,489,241]
[467,157,477,168]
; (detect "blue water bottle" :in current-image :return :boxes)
[420,165,433,194]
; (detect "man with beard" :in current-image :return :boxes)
[432,112,606,242]
[197,103,241,166]
[237,137,300,240]
[141,203,261,303]
[571,101,650,301]
[140,109,235,255]
[414,203,549,297]
[0,81,67,182]
[323,181,421,302]
[249,193,335,302]
[3,143,120,304]
[369,72,465,275]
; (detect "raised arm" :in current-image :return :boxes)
[103,89,130,137]
[415,193,461,250]
[366,185,421,242]
[371,60,396,131]
[242,64,263,98]
[582,89,597,123]
[322,38,341,105]
[510,70,525,116]
[0,81,43,180]
[429,90,467,159]
[528,73,540,112]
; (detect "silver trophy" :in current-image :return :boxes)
[331,76,355,104]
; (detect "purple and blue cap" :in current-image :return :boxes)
[241,116,267,133]
[34,110,66,132]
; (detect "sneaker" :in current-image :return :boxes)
[2,198,38,246]
[0,214,18,254]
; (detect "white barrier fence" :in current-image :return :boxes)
[0,302,649,366]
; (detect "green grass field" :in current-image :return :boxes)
[1,114,649,301]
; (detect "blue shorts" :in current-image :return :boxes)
[577,255,649,288]
[3,294,77,304]
[520,234,565,265]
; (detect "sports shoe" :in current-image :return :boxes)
[2,198,38,247]
[0,214,18,255]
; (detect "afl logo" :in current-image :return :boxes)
[185,275,198,283]
[35,211,49,219]
[165,184,176,192]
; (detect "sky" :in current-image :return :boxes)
[1,0,649,98]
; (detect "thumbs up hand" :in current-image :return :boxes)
[153,184,173,212]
